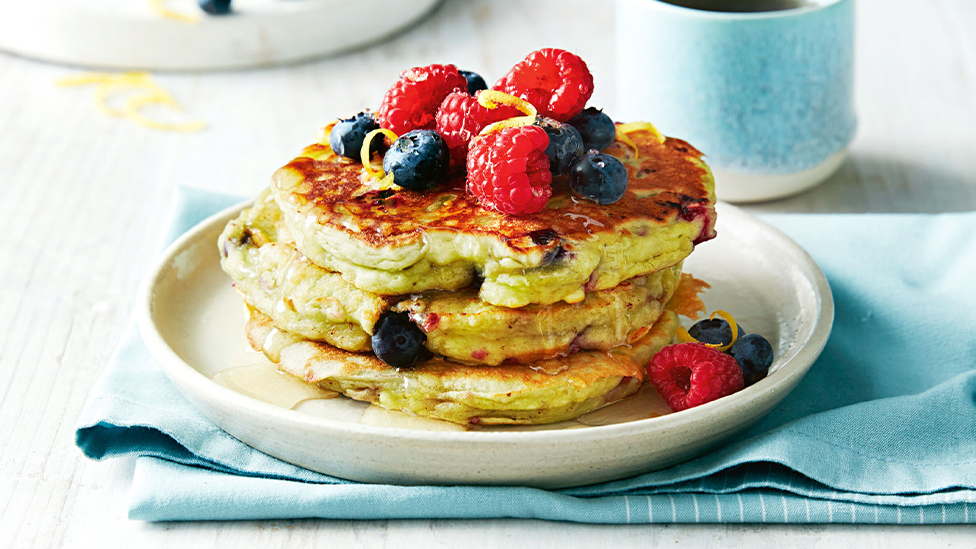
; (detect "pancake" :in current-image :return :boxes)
[270,127,716,308]
[245,304,683,426]
[220,189,684,365]
[394,267,681,366]
[219,188,387,352]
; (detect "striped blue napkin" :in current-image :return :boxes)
[76,187,976,523]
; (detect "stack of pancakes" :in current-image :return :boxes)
[218,127,717,425]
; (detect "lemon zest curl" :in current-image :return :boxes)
[57,71,205,132]
[476,90,538,136]
[360,128,400,187]
[150,0,200,23]
[615,122,665,159]
[676,310,740,352]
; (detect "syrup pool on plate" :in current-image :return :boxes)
[212,362,338,409]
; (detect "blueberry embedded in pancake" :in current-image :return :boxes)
[270,127,716,308]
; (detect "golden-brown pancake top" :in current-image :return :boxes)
[274,128,716,255]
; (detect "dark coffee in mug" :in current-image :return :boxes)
[657,0,813,12]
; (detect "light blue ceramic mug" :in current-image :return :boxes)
[616,0,856,202]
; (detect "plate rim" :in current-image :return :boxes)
[137,200,834,444]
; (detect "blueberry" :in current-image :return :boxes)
[382,130,449,191]
[535,117,584,176]
[569,150,628,204]
[459,70,488,95]
[729,334,774,387]
[199,0,231,14]
[687,318,744,347]
[330,112,381,160]
[568,107,616,151]
[372,312,430,369]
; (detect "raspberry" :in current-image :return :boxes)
[378,64,467,136]
[647,343,744,412]
[466,125,552,215]
[435,91,520,166]
[493,48,594,122]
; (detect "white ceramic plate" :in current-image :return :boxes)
[138,201,832,488]
[0,0,440,71]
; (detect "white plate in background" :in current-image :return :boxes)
[0,0,441,71]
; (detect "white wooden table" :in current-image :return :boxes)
[1,0,974,546]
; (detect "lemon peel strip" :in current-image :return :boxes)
[94,77,160,117]
[125,93,206,132]
[59,71,156,118]
[615,122,666,160]
[57,71,204,132]
[150,0,200,23]
[360,128,399,180]
[676,310,740,352]
[477,90,538,136]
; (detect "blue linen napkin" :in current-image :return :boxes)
[76,187,976,523]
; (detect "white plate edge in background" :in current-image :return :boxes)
[0,0,442,71]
